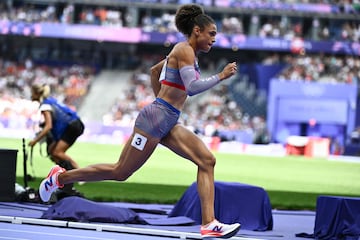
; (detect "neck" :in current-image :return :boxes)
[187,39,197,54]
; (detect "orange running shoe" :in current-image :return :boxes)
[200,219,241,238]
[39,165,65,202]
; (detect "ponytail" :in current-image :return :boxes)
[42,85,51,99]
[31,84,51,102]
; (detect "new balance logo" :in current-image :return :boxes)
[44,178,53,191]
[213,225,223,232]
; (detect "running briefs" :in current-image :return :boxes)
[60,119,85,146]
[135,98,180,139]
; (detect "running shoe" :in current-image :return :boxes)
[201,219,241,239]
[39,165,65,202]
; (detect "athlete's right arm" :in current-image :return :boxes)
[150,59,165,97]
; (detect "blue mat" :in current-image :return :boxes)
[41,196,195,226]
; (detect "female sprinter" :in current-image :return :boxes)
[39,4,240,238]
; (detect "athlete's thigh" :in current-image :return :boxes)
[160,124,213,164]
[51,140,70,154]
[115,128,160,176]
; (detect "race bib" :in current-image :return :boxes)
[131,133,147,151]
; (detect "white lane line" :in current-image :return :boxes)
[0,237,29,240]
[0,228,116,240]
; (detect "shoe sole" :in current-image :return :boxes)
[220,223,241,238]
[39,178,51,202]
[202,224,241,239]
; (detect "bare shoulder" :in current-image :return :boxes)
[168,42,195,68]
[172,42,194,56]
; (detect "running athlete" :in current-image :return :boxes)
[38,4,240,238]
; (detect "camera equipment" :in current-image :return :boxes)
[19,138,39,202]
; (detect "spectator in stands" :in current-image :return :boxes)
[29,83,84,199]
[37,4,240,239]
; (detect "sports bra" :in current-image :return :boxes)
[159,57,201,91]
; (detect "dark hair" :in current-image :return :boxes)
[175,4,215,37]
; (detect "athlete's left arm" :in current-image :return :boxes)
[28,110,52,147]
[150,59,165,97]
[177,44,237,96]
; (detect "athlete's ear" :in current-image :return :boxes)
[193,26,200,37]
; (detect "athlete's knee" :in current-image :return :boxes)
[111,165,133,181]
[206,153,216,168]
[51,149,64,159]
[113,172,133,181]
[199,152,216,170]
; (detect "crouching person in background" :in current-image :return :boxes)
[29,83,84,201]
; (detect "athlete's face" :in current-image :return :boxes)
[196,23,217,53]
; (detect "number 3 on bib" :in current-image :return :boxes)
[131,133,148,151]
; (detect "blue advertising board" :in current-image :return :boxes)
[267,80,357,145]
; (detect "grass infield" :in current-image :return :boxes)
[1,137,359,210]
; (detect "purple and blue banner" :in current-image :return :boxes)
[0,21,142,43]
[140,31,360,56]
[1,20,359,55]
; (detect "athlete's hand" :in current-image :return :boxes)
[218,62,237,81]
[28,140,36,147]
